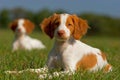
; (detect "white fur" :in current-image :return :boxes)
[12,19,45,51]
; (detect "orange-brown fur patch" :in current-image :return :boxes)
[23,19,34,34]
[40,14,60,39]
[70,15,89,40]
[104,64,112,72]
[76,54,97,70]
[9,20,18,32]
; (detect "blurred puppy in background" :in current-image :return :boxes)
[9,18,45,51]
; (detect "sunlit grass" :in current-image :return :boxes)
[0,29,120,80]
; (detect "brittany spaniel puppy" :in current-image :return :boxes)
[39,13,112,78]
[10,19,45,51]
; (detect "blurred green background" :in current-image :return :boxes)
[0,8,120,37]
[0,0,120,37]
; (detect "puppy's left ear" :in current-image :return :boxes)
[71,15,89,39]
[24,19,35,34]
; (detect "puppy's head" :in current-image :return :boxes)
[40,13,89,40]
[9,19,35,35]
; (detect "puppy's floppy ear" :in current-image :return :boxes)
[9,20,18,32]
[23,19,35,34]
[71,14,89,39]
[40,13,59,39]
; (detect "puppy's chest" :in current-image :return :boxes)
[53,46,75,64]
[17,38,30,48]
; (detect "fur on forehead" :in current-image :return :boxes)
[40,13,60,39]
[9,19,35,34]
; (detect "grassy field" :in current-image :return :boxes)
[0,29,120,80]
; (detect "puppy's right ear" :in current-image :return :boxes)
[40,14,59,39]
[9,20,18,32]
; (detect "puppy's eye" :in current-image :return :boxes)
[55,22,59,26]
[68,23,72,26]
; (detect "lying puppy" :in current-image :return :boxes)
[41,13,112,72]
[10,18,45,51]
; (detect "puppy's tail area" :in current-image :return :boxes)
[5,67,48,74]
[103,64,112,73]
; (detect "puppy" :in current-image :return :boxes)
[10,18,45,51]
[39,13,112,78]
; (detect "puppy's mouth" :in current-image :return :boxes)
[16,29,22,33]
[56,35,69,41]
[15,29,25,35]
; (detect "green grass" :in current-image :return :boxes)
[0,29,120,80]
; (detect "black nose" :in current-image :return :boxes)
[57,30,65,36]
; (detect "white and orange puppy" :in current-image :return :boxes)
[10,19,45,51]
[40,13,112,75]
